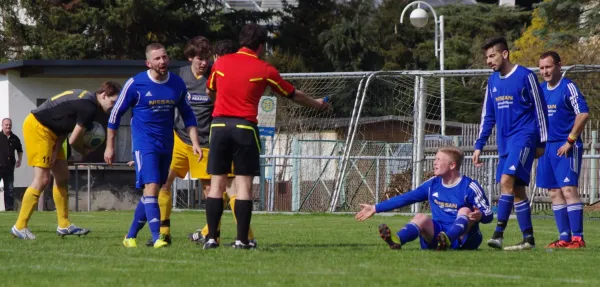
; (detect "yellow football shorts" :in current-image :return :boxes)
[170,132,234,179]
[23,113,66,168]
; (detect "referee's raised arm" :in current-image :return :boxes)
[202,23,330,250]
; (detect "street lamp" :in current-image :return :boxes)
[399,1,446,135]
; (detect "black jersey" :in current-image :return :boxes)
[32,89,98,136]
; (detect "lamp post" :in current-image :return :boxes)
[400,1,445,135]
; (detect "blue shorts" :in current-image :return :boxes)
[419,220,482,250]
[133,150,172,189]
[536,141,583,189]
[497,144,535,186]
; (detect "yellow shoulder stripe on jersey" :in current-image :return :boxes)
[51,90,74,101]
[250,78,263,82]
[236,51,258,58]
[77,90,89,98]
[236,125,261,153]
[216,71,225,77]
[208,71,217,90]
[266,79,289,96]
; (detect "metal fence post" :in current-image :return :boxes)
[87,165,91,212]
[291,137,300,211]
[412,76,426,213]
[75,165,79,212]
[487,158,494,207]
[375,158,380,203]
[591,131,598,204]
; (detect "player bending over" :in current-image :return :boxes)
[105,43,201,248]
[473,37,548,251]
[536,51,588,249]
[187,39,257,247]
[355,147,493,251]
[11,82,122,239]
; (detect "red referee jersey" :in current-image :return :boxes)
[207,47,295,123]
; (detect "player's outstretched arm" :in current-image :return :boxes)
[290,90,331,112]
[264,65,331,112]
[355,181,431,221]
[355,204,377,221]
[105,78,136,165]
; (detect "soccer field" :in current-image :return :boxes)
[0,211,598,287]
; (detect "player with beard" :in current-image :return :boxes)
[105,43,201,248]
[473,37,549,251]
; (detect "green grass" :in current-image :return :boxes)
[0,211,598,286]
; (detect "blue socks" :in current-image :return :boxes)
[495,194,514,233]
[552,204,571,241]
[515,199,533,236]
[126,197,147,239]
[447,215,469,241]
[144,196,161,243]
[567,203,584,239]
[397,222,420,245]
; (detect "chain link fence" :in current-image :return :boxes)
[66,65,600,215]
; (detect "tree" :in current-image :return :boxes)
[273,0,339,72]
[0,0,276,61]
[534,0,600,46]
[513,0,600,66]
[318,0,378,71]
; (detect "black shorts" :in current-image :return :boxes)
[207,117,261,176]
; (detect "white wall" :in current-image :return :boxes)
[7,71,129,187]
[0,74,9,120]
[262,131,340,182]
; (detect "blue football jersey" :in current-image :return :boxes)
[375,176,493,227]
[475,65,549,156]
[541,77,589,142]
[108,70,197,152]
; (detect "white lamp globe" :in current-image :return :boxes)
[409,8,429,28]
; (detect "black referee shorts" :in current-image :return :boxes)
[207,117,261,176]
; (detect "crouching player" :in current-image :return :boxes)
[11,82,122,239]
[355,147,493,250]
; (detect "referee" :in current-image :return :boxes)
[204,23,330,249]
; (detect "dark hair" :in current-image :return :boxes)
[540,51,561,65]
[239,23,267,51]
[145,43,165,56]
[215,39,236,56]
[184,36,213,59]
[96,81,122,97]
[481,37,509,53]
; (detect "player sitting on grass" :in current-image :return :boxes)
[355,147,493,250]
[11,82,122,239]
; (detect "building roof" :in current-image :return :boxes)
[0,60,190,78]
